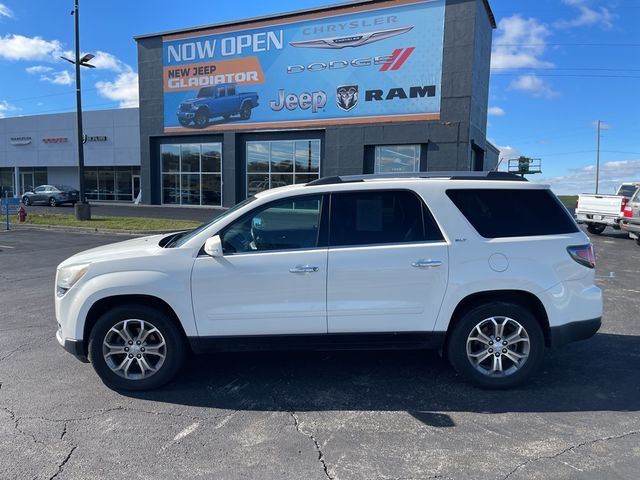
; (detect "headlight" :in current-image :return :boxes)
[56,264,89,296]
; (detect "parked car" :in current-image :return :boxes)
[22,185,79,207]
[176,83,259,128]
[55,172,601,391]
[620,189,640,245]
[575,182,640,234]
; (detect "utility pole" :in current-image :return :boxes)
[595,120,601,195]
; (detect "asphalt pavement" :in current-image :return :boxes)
[0,227,638,479]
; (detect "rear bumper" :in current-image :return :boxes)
[575,212,620,226]
[620,220,640,234]
[549,317,601,348]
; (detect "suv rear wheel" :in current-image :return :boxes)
[88,304,186,391]
[447,302,544,389]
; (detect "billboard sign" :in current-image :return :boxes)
[162,0,445,132]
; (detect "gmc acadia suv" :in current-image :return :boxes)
[55,172,602,390]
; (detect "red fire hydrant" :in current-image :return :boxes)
[17,205,27,223]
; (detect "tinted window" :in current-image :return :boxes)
[222,195,322,254]
[330,190,442,247]
[618,185,638,197]
[446,188,579,238]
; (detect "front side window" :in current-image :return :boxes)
[329,190,442,247]
[222,195,322,254]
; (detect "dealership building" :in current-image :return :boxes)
[0,108,140,201]
[134,0,498,208]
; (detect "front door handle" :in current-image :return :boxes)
[412,260,442,268]
[289,265,319,274]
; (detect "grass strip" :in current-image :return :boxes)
[24,213,200,231]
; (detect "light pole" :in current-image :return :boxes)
[61,0,95,220]
[595,119,602,194]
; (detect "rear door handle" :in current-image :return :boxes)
[289,265,319,274]
[412,260,442,268]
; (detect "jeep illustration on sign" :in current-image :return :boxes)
[162,0,445,132]
[177,84,259,128]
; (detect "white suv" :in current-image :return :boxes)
[55,172,602,390]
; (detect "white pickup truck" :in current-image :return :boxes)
[576,182,640,234]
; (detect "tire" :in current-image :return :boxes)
[88,304,187,391]
[447,302,545,389]
[178,118,191,127]
[239,102,252,120]
[49,197,58,207]
[194,109,209,128]
[22,196,30,206]
[636,238,640,247]
[587,224,606,235]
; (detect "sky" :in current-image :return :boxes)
[0,0,638,194]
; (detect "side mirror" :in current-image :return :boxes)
[204,235,223,257]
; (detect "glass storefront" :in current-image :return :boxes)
[85,166,141,201]
[0,168,14,198]
[19,168,48,194]
[161,143,222,206]
[246,139,320,196]
[374,145,421,173]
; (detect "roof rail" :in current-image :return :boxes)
[305,171,527,186]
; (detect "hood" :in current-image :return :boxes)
[58,233,169,268]
[180,98,201,106]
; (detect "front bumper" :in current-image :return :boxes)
[56,327,88,363]
[620,220,640,235]
[549,317,601,348]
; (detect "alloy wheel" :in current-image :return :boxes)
[466,316,530,377]
[102,319,167,380]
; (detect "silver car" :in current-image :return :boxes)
[620,189,640,246]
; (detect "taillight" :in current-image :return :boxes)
[621,197,629,213]
[575,197,579,209]
[624,205,633,218]
[567,244,595,269]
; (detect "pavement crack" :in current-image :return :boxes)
[0,334,51,363]
[1,406,46,446]
[502,430,640,479]
[49,445,77,480]
[60,421,67,440]
[290,411,334,480]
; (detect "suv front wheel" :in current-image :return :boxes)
[447,302,544,389]
[88,304,186,391]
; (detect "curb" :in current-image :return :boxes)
[8,223,180,236]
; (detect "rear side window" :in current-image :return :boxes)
[446,188,579,238]
[330,190,443,247]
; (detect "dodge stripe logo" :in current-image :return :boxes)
[380,47,415,71]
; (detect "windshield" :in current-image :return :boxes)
[197,87,213,98]
[166,196,257,248]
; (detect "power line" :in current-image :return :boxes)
[491,73,640,78]
[493,43,640,47]
[492,67,640,72]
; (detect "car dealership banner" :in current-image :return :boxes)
[162,0,444,132]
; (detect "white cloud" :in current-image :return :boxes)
[509,74,559,98]
[498,145,522,163]
[25,65,53,74]
[96,71,139,108]
[488,106,506,116]
[0,3,13,18]
[0,100,18,118]
[491,15,553,70]
[556,0,614,30]
[90,50,130,72]
[537,159,640,194]
[41,70,73,86]
[0,34,63,61]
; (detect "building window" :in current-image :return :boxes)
[246,139,320,196]
[85,166,141,201]
[160,143,222,206]
[0,168,14,197]
[374,145,421,173]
